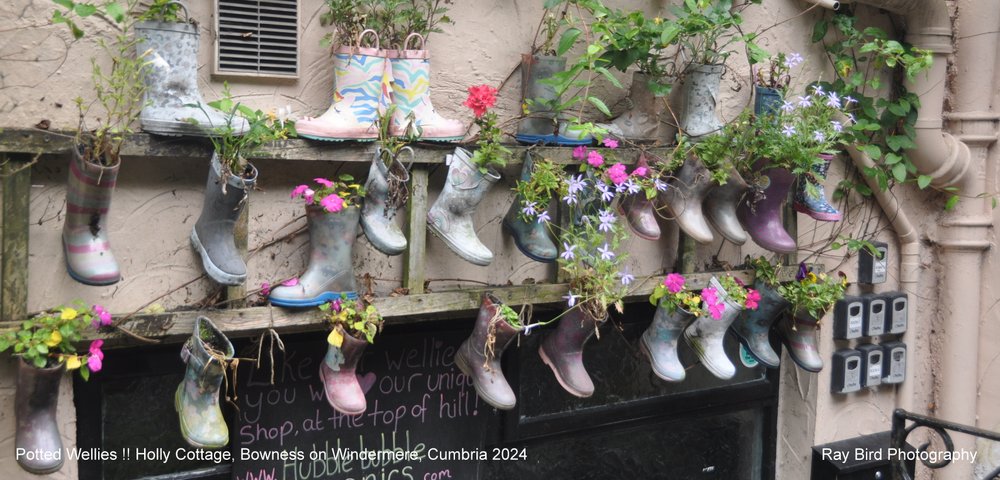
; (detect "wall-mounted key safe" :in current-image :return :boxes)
[865,296,886,337]
[832,349,863,394]
[857,344,884,388]
[885,292,908,334]
[881,341,907,384]
[834,296,865,340]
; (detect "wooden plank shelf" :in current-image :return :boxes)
[92,266,809,348]
[0,128,674,164]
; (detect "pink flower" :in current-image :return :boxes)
[463,85,498,117]
[708,302,726,319]
[632,166,648,177]
[573,146,588,160]
[314,178,334,188]
[331,299,343,312]
[608,163,628,185]
[304,188,316,204]
[587,150,604,167]
[91,305,112,328]
[260,282,271,296]
[320,193,345,213]
[603,138,619,149]
[745,289,761,310]
[291,184,309,198]
[87,339,104,372]
[701,287,724,319]
[89,339,104,359]
[664,273,685,294]
[281,277,299,287]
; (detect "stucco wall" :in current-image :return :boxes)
[0,0,989,479]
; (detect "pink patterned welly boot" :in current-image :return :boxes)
[386,33,464,141]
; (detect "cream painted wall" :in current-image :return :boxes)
[0,1,986,479]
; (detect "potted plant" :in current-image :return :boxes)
[190,86,295,285]
[317,297,384,415]
[176,316,234,449]
[682,274,760,380]
[269,175,365,307]
[361,125,412,255]
[776,264,848,372]
[0,303,108,473]
[505,150,562,262]
[731,256,790,368]
[642,273,706,382]
[737,83,852,253]
[51,0,147,285]
[426,84,506,266]
[455,292,527,410]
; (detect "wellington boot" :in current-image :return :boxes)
[297,30,389,141]
[679,64,724,141]
[427,147,500,266]
[640,304,695,382]
[598,72,664,142]
[683,276,745,380]
[660,157,715,244]
[386,33,464,141]
[539,308,603,398]
[455,293,524,410]
[704,169,749,245]
[320,328,369,415]
[15,360,64,474]
[617,153,661,240]
[63,146,121,285]
[270,205,360,307]
[794,153,842,222]
[737,160,797,254]
[731,281,789,368]
[361,147,410,256]
[191,153,257,286]
[515,54,592,146]
[778,310,824,372]
[503,151,557,262]
[175,317,233,449]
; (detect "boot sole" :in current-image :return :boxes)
[454,350,516,410]
[538,345,592,398]
[614,205,661,241]
[792,203,842,222]
[426,221,492,266]
[269,291,358,308]
[190,228,246,286]
[318,365,367,416]
[730,329,780,369]
[514,133,593,146]
[639,334,684,382]
[62,237,121,286]
[141,119,216,137]
[298,133,377,143]
[174,383,227,449]
[682,330,736,380]
[501,220,557,263]
[359,218,407,256]
[705,211,748,245]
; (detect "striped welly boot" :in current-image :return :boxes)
[62,147,121,285]
[386,33,464,141]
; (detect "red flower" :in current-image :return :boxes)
[464,85,498,118]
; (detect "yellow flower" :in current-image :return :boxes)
[806,272,818,285]
[60,308,78,320]
[654,17,663,24]
[65,355,82,370]
[45,330,62,347]
[327,329,344,348]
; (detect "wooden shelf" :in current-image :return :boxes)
[0,128,673,164]
[92,266,808,348]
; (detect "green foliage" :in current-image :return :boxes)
[749,256,780,288]
[649,273,705,317]
[778,269,848,320]
[470,111,510,172]
[319,297,384,344]
[513,159,564,223]
[0,302,101,377]
[669,0,750,66]
[138,0,185,23]
[496,303,522,328]
[320,0,453,48]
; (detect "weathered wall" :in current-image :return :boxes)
[0,0,984,479]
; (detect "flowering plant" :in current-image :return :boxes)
[749,256,781,288]
[0,302,109,379]
[319,297,383,345]
[674,113,753,185]
[291,175,365,213]
[778,263,849,319]
[754,52,802,89]
[464,84,511,173]
[649,273,705,317]
[716,274,761,311]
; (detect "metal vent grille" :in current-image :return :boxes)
[216,0,298,77]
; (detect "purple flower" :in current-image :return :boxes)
[797,96,812,108]
[782,124,797,137]
[620,270,635,286]
[625,179,641,195]
[598,209,616,232]
[813,131,826,142]
[812,85,825,96]
[796,262,808,281]
[597,243,614,261]
[562,193,578,205]
[536,210,551,224]
[563,291,578,307]
[846,113,856,124]
[831,121,843,132]
[567,174,587,194]
[781,101,795,113]
[560,242,577,260]
[521,201,538,217]
[844,95,857,105]
[654,178,668,192]
[826,92,842,108]
[596,181,614,203]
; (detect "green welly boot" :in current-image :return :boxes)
[175,317,234,449]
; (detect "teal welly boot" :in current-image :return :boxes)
[503,152,557,262]
[175,317,233,449]
[794,153,842,222]
[270,205,360,307]
[731,281,789,368]
[641,303,695,382]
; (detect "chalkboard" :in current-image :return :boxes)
[232,329,495,480]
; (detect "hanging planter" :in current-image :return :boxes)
[514,54,592,146]
[682,275,760,380]
[270,176,365,307]
[503,151,558,262]
[731,258,790,368]
[679,63,725,141]
[776,264,849,373]
[191,153,258,286]
[361,146,411,256]
[176,316,234,449]
[317,298,384,415]
[539,304,606,398]
[642,273,703,382]
[63,146,122,285]
[660,155,716,244]
[455,293,527,410]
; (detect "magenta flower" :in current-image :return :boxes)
[701,287,718,307]
[282,277,299,287]
[603,138,619,149]
[88,340,104,372]
[314,178,335,188]
[632,166,648,177]
[608,163,628,185]
[291,184,309,198]
[664,273,685,294]
[745,289,761,310]
[587,150,604,167]
[304,188,316,204]
[573,145,588,160]
[330,299,343,312]
[320,193,345,213]
[91,305,112,328]
[260,282,271,296]
[708,302,726,319]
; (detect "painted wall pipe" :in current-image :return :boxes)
[802,0,840,10]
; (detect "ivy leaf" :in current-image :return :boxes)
[944,195,960,210]
[891,163,907,182]
[859,144,881,159]
[812,19,829,43]
[886,135,916,152]
[557,28,581,56]
[917,175,932,189]
[53,0,74,8]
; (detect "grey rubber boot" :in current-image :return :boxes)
[539,308,603,398]
[269,205,360,307]
[503,151,557,262]
[704,169,749,245]
[427,147,500,266]
[640,304,695,382]
[455,293,524,410]
[598,72,664,142]
[683,276,745,380]
[320,329,369,415]
[679,64,724,141]
[361,147,410,256]
[660,158,715,244]
[15,360,64,474]
[731,281,789,368]
[778,309,824,372]
[136,13,248,136]
[175,317,234,449]
[515,54,565,144]
[191,153,256,286]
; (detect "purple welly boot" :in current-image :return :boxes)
[538,308,603,398]
[738,161,797,254]
[455,293,524,410]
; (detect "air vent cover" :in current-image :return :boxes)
[215,0,298,77]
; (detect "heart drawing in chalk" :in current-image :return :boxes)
[357,372,376,394]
